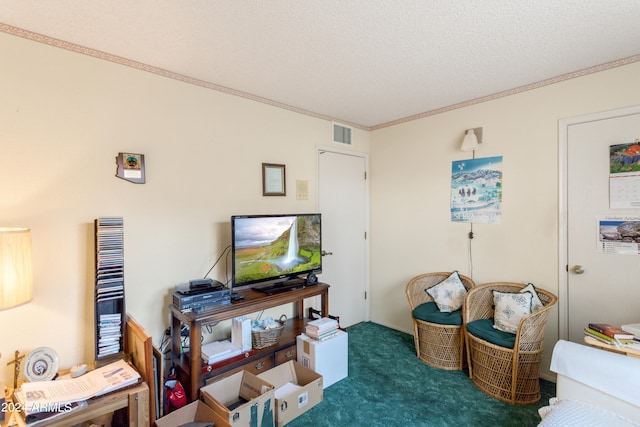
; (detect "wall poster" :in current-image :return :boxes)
[597,216,640,255]
[451,156,503,224]
[609,141,640,208]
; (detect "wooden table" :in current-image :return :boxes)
[171,283,330,401]
[584,335,640,358]
[1,382,149,427]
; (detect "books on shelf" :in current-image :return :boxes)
[584,322,640,352]
[584,328,635,345]
[587,323,635,340]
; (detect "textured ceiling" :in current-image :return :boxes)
[2,1,640,129]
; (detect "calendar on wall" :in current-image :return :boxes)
[609,141,640,209]
[597,216,640,255]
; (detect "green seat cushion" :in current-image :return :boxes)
[412,302,463,326]
[466,319,516,349]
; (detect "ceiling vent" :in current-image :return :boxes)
[333,123,352,145]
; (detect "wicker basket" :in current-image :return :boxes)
[252,315,286,349]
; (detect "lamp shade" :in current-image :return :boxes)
[0,227,33,310]
[461,129,479,151]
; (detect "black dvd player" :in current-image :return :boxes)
[175,278,226,296]
[173,286,231,311]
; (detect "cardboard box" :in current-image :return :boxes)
[258,361,323,427]
[297,329,348,388]
[155,400,230,427]
[200,370,275,427]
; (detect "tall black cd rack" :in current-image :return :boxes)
[94,216,126,364]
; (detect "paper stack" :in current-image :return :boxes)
[201,340,242,365]
[622,323,640,340]
[19,359,140,408]
[305,317,339,341]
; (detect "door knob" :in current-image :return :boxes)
[571,265,585,274]
[321,250,333,256]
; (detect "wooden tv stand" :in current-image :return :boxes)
[170,283,329,401]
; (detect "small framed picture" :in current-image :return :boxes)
[116,153,145,184]
[262,163,286,196]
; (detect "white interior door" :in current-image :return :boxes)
[318,148,368,327]
[561,106,640,342]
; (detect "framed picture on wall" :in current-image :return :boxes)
[262,163,286,196]
[116,152,145,184]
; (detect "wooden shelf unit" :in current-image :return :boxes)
[170,283,329,401]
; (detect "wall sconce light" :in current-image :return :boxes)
[461,127,483,151]
[0,227,33,310]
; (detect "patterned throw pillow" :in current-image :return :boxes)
[492,290,533,334]
[425,271,467,313]
[520,283,544,312]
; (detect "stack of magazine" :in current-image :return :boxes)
[15,359,140,424]
[584,322,640,348]
[95,216,125,359]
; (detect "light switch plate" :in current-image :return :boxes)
[296,180,308,200]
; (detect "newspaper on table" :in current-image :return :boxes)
[19,359,140,409]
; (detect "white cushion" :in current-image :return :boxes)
[425,271,467,313]
[538,398,640,427]
[492,290,533,333]
[520,282,544,312]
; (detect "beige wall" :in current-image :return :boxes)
[0,32,369,384]
[2,28,640,385]
[369,60,640,377]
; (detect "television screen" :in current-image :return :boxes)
[231,213,322,289]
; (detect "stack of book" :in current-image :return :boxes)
[305,317,339,341]
[584,322,637,346]
[201,339,243,365]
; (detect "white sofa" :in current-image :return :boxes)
[538,340,640,426]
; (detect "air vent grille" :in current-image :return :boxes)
[333,123,352,145]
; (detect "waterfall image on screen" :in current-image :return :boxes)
[232,214,321,287]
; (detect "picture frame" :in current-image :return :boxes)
[116,152,145,184]
[262,163,286,196]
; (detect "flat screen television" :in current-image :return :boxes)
[231,213,322,292]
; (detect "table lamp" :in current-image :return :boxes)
[0,227,33,310]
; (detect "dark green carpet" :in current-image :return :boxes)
[287,322,554,427]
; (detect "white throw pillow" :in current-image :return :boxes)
[425,271,467,313]
[492,290,533,334]
[520,283,544,312]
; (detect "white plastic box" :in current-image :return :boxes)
[297,329,348,388]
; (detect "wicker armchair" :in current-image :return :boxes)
[405,272,475,370]
[463,282,557,404]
